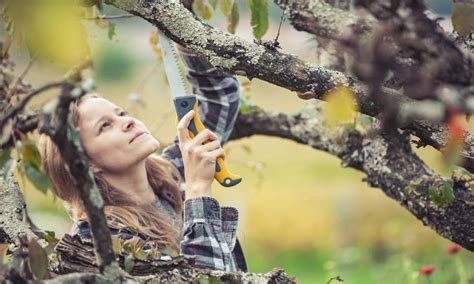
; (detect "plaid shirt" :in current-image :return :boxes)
[71,51,247,272]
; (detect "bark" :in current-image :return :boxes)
[36,81,120,279]
[274,0,473,86]
[54,235,294,283]
[0,172,46,247]
[229,102,474,251]
[50,234,296,283]
[103,0,474,173]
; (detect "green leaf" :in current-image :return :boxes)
[0,148,12,169]
[239,98,252,115]
[111,236,122,256]
[133,249,147,261]
[451,1,474,37]
[323,86,358,128]
[356,114,373,132]
[28,238,49,281]
[197,275,222,284]
[3,159,16,180]
[192,0,214,20]
[22,139,42,170]
[428,180,455,208]
[161,245,179,257]
[344,122,356,133]
[219,0,233,16]
[108,22,116,40]
[24,160,52,194]
[12,1,91,67]
[124,254,134,273]
[227,0,239,34]
[246,0,269,39]
[43,231,58,246]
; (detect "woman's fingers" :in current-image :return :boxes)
[199,139,221,152]
[177,110,195,145]
[207,147,226,161]
[191,129,219,146]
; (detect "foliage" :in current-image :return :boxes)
[322,86,358,129]
[246,0,269,39]
[451,1,474,37]
[428,180,455,208]
[1,0,90,67]
[190,0,267,38]
[27,239,48,281]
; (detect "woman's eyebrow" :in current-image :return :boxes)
[93,106,122,132]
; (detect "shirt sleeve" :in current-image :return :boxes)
[180,196,239,271]
[160,50,241,182]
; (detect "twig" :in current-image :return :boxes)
[85,14,135,20]
[274,10,285,45]
[0,81,65,127]
[6,55,37,100]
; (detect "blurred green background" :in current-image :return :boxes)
[7,0,473,283]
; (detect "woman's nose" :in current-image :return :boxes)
[123,118,136,132]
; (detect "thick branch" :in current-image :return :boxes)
[105,0,474,172]
[229,102,474,251]
[38,85,120,279]
[0,172,46,247]
[47,234,296,283]
[274,0,474,86]
[276,0,374,39]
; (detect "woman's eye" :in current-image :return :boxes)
[100,122,109,131]
[98,111,128,134]
[99,122,110,132]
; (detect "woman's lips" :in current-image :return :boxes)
[130,132,147,143]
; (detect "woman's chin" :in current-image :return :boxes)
[146,138,160,153]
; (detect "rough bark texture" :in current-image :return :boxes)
[103,0,474,172]
[38,84,120,279]
[276,0,374,39]
[0,172,46,247]
[274,0,473,86]
[229,101,474,251]
[49,234,296,283]
[47,235,294,283]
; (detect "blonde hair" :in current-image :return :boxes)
[38,93,183,251]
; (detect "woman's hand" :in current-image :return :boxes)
[177,110,226,199]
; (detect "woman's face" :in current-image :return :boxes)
[77,97,160,174]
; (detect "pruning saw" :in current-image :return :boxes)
[157,30,242,188]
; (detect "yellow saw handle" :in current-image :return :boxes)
[174,95,242,187]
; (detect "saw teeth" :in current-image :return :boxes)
[159,30,189,95]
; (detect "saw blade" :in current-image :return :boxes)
[158,30,189,98]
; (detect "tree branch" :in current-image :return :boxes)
[274,0,474,86]
[38,84,120,280]
[229,102,474,251]
[103,0,474,173]
[0,171,46,247]
[48,234,296,283]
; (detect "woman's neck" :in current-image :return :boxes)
[100,160,155,204]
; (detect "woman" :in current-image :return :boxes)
[38,47,247,272]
